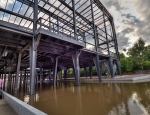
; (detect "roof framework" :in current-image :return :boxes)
[0,0,120,74]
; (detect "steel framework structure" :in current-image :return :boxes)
[0,0,121,95]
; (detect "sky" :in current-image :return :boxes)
[101,0,150,52]
[0,0,149,52]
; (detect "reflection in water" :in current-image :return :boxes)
[24,93,39,104]
[8,82,150,115]
[128,92,149,115]
[108,102,126,115]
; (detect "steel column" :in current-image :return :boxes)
[116,60,121,76]
[15,53,21,90]
[108,58,114,77]
[90,0,98,51]
[54,57,59,85]
[84,67,87,78]
[72,0,77,40]
[49,69,51,83]
[89,62,93,79]
[3,67,6,91]
[29,0,38,95]
[64,68,67,79]
[72,50,80,85]
[93,55,102,82]
[7,65,11,91]
[30,45,37,95]
[102,8,110,55]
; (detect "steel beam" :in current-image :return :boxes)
[90,0,98,51]
[14,53,21,90]
[108,58,114,78]
[29,44,37,95]
[72,0,77,40]
[116,60,121,76]
[3,67,6,91]
[0,7,33,22]
[102,8,110,55]
[72,50,80,85]
[89,61,93,79]
[84,67,87,78]
[20,42,31,53]
[29,0,38,95]
[58,0,93,27]
[54,57,59,85]
[93,55,101,82]
[64,68,67,79]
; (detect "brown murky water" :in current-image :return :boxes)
[10,82,150,115]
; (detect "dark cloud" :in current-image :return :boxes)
[101,0,128,12]
[101,0,150,51]
[117,33,130,51]
[122,13,140,23]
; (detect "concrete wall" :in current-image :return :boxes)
[1,91,47,115]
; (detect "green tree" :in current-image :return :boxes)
[127,37,146,70]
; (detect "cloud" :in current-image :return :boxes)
[101,0,150,51]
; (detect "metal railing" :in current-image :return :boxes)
[37,17,82,40]
[36,17,117,57]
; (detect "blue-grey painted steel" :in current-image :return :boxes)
[116,60,122,76]
[72,0,77,40]
[54,57,59,85]
[108,58,114,78]
[93,55,102,82]
[15,53,21,91]
[89,61,93,79]
[0,20,33,36]
[30,0,38,95]
[36,29,85,47]
[102,8,110,55]
[72,50,80,85]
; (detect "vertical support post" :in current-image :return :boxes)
[49,13,51,31]
[64,68,67,79]
[60,70,62,81]
[2,70,3,79]
[30,45,37,95]
[49,69,51,83]
[89,62,93,79]
[40,68,43,87]
[72,50,80,85]
[7,65,11,91]
[57,17,59,34]
[3,67,6,91]
[19,72,22,90]
[111,18,119,58]
[54,57,58,85]
[84,67,87,78]
[15,53,21,90]
[23,69,26,91]
[116,60,121,76]
[90,0,98,51]
[108,58,114,77]
[93,55,102,82]
[102,8,110,55]
[72,0,77,40]
[29,0,38,95]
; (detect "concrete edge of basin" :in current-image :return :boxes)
[1,91,47,115]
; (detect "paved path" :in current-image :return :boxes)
[81,74,150,83]
[0,99,17,115]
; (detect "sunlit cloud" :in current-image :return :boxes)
[101,0,150,51]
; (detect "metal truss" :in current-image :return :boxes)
[0,0,121,94]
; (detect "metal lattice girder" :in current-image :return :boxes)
[0,0,121,81]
